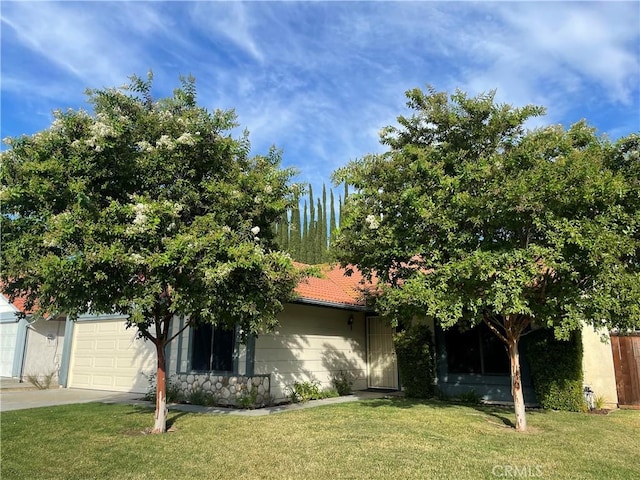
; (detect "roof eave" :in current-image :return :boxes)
[292,297,373,312]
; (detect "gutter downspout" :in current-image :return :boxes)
[57,315,75,388]
[11,316,33,380]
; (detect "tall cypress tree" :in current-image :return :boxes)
[321,184,328,261]
[339,182,348,228]
[330,189,336,249]
[308,185,315,263]
[302,200,309,263]
[290,192,301,259]
[315,197,323,263]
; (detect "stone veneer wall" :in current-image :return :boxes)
[175,373,270,408]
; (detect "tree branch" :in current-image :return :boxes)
[166,316,194,345]
[483,314,508,344]
[138,326,157,345]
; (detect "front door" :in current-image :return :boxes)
[367,317,398,389]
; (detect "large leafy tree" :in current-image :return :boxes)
[333,87,640,432]
[1,74,301,433]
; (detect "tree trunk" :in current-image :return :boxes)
[507,336,527,432]
[151,342,167,434]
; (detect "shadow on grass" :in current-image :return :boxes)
[167,411,189,429]
[357,396,551,430]
[357,397,470,411]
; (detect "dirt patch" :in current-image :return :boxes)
[587,409,610,415]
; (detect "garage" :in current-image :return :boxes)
[67,317,156,393]
[0,321,18,378]
[0,294,20,378]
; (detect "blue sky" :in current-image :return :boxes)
[2,1,639,196]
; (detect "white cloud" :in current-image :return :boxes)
[497,2,639,105]
[188,2,264,62]
[1,1,637,188]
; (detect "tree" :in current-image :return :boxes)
[333,86,640,432]
[1,73,302,433]
[329,189,337,247]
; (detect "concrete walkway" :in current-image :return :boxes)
[0,387,143,412]
[0,384,399,414]
[163,390,401,416]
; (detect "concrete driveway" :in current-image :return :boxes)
[0,388,144,412]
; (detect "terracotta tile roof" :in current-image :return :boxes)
[0,291,30,314]
[3,264,377,314]
[294,263,376,309]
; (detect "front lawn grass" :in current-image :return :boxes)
[1,398,638,479]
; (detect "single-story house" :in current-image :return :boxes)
[1,265,627,409]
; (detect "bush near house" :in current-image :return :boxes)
[393,323,436,398]
[523,328,587,412]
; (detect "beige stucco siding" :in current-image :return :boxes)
[254,303,367,401]
[582,324,619,408]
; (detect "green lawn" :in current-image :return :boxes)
[1,399,639,480]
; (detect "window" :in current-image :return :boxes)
[191,323,235,372]
[444,322,510,375]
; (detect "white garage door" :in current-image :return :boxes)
[68,319,156,393]
[0,322,18,377]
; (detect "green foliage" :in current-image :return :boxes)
[331,370,355,396]
[186,387,216,407]
[334,87,639,335]
[593,395,607,410]
[333,86,639,428]
[143,373,182,403]
[288,380,331,403]
[1,73,301,336]
[523,329,587,412]
[455,390,483,405]
[274,182,345,264]
[321,388,340,398]
[237,386,259,409]
[0,74,304,431]
[393,323,436,398]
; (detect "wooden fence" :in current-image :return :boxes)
[611,333,640,408]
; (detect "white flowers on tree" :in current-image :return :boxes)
[365,214,380,230]
[1,73,302,434]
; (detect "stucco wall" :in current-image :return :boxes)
[22,319,66,381]
[582,325,619,408]
[254,303,368,402]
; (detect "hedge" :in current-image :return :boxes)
[523,328,587,412]
[393,323,436,398]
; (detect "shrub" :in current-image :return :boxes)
[288,380,323,403]
[143,373,182,403]
[393,323,436,398]
[320,388,340,399]
[456,390,482,404]
[187,387,216,406]
[237,386,259,409]
[331,370,355,396]
[25,371,56,390]
[593,394,607,410]
[523,328,587,412]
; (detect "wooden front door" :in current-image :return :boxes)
[367,317,398,389]
[611,334,640,407]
